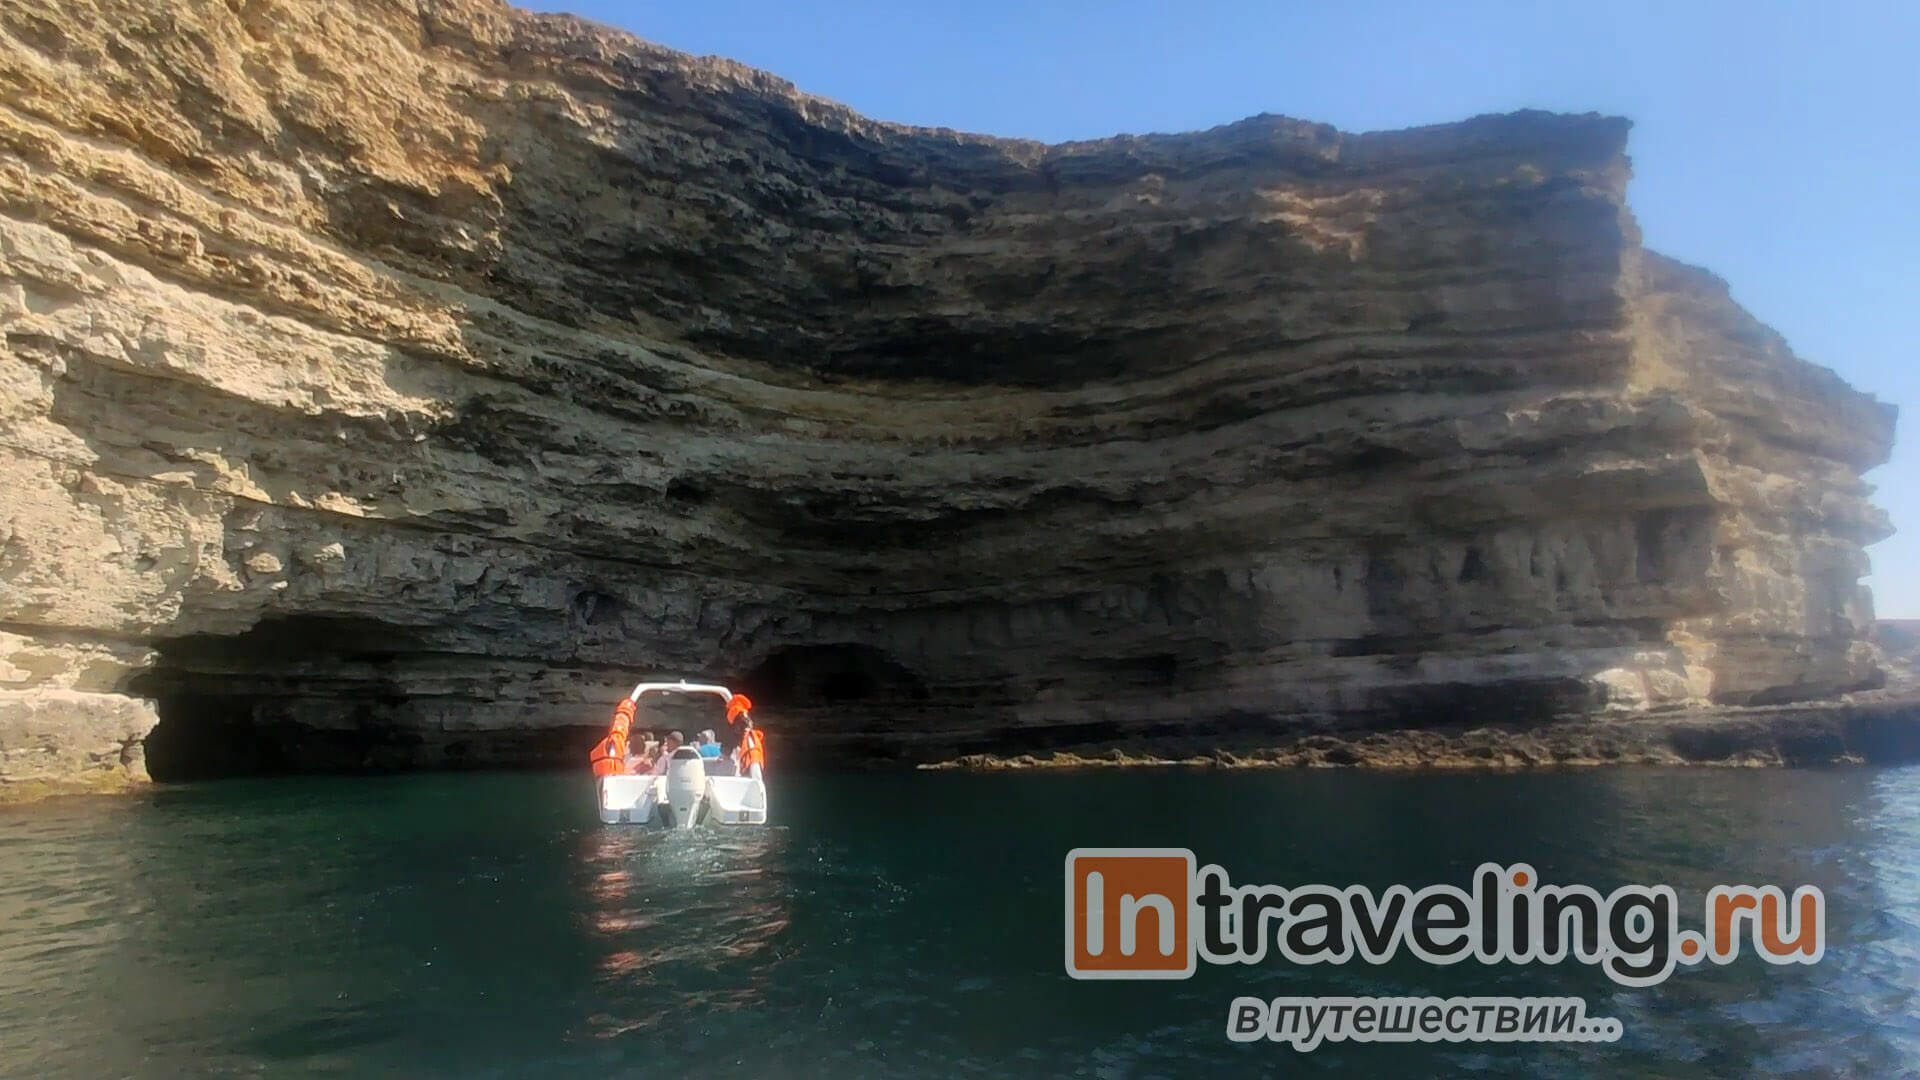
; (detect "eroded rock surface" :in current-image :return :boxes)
[0,0,1902,795]
[1878,622,1920,690]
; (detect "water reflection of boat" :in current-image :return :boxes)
[575,827,792,1042]
[591,681,769,828]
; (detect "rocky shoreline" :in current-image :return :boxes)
[0,691,155,804]
[7,686,1917,804]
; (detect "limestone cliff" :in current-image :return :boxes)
[1880,623,1920,689]
[0,0,1900,793]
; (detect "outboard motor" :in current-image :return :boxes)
[662,746,707,828]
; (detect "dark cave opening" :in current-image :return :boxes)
[741,643,930,710]
[141,691,280,782]
[664,477,711,505]
[129,614,434,782]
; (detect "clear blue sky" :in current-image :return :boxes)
[530,0,1918,617]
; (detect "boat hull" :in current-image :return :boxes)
[597,772,768,826]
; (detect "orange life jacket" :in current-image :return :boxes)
[738,727,766,772]
[590,699,639,776]
[589,731,629,776]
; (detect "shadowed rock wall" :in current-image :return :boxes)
[0,0,1897,790]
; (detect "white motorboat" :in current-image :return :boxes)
[594,680,768,827]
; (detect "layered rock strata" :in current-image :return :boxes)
[1878,622,1920,689]
[0,0,1902,795]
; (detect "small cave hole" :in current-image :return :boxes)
[1459,547,1488,583]
[569,589,621,629]
[665,478,711,505]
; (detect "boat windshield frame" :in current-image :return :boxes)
[625,680,735,705]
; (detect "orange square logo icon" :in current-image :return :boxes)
[1064,847,1196,979]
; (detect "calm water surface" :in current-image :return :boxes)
[2,767,1918,1077]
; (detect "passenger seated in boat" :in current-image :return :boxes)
[695,729,723,760]
[626,733,659,774]
[648,731,686,775]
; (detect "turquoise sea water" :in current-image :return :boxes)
[1,767,1917,1077]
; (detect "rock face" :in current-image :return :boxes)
[1879,622,1920,689]
[0,0,1900,794]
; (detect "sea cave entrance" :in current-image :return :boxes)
[740,643,930,711]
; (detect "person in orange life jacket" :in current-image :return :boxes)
[734,716,766,777]
[723,694,763,773]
